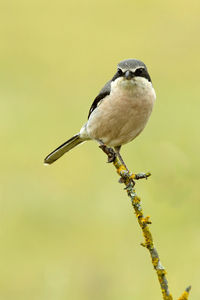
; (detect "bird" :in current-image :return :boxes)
[44,59,156,169]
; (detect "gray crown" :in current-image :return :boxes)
[118,59,147,71]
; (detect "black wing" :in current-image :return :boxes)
[88,80,111,119]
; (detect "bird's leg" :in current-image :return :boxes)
[114,146,151,184]
[114,146,129,172]
[99,143,150,186]
[98,142,116,163]
[114,146,136,186]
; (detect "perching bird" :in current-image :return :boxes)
[44,59,156,168]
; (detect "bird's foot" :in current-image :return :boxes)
[99,145,116,163]
[117,166,135,187]
[119,176,136,188]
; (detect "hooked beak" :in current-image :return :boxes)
[124,70,134,80]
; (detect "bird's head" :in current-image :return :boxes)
[112,59,152,84]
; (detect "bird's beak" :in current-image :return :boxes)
[124,70,134,80]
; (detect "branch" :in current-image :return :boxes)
[100,145,191,300]
[178,286,192,300]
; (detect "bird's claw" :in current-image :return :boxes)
[99,145,116,163]
[124,178,135,189]
[118,169,136,187]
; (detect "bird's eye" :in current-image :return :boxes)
[117,68,123,75]
[134,68,144,76]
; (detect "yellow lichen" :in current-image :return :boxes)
[178,291,190,300]
[116,164,126,175]
[104,151,191,300]
[130,173,136,179]
[152,257,159,268]
[133,196,141,203]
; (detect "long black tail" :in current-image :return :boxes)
[44,134,84,165]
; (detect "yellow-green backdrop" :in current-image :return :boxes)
[1,0,200,299]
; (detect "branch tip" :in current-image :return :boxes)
[185,286,191,293]
[178,285,191,300]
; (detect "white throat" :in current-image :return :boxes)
[111,76,155,99]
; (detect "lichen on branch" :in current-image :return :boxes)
[100,145,191,300]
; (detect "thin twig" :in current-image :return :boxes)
[178,286,192,300]
[100,145,191,300]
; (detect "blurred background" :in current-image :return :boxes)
[1,0,200,299]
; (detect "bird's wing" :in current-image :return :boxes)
[88,80,111,119]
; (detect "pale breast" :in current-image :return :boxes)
[85,77,156,147]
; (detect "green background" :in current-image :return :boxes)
[1,0,200,299]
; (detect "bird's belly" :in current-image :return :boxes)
[86,89,155,147]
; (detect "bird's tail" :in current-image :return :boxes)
[44,134,84,165]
